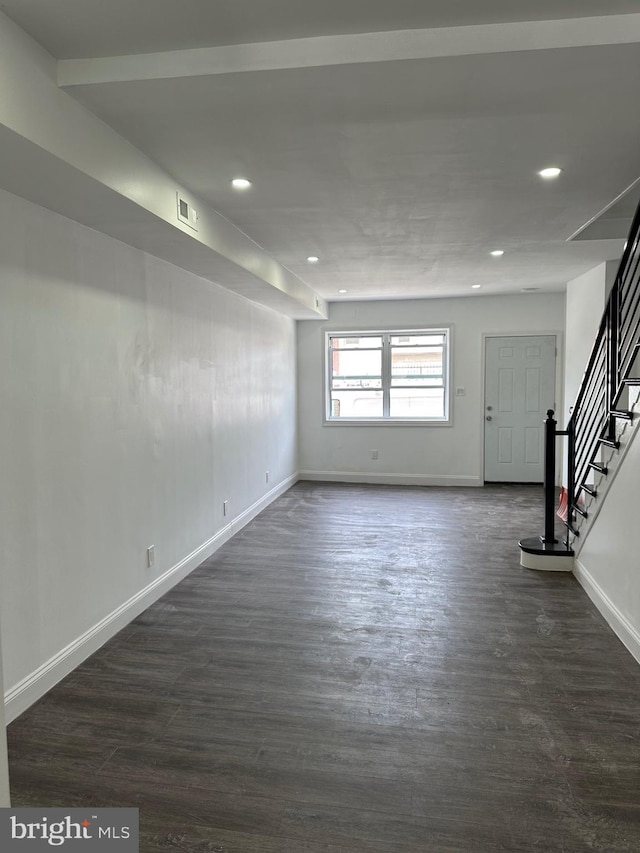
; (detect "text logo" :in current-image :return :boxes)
[0,809,138,851]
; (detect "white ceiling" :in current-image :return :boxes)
[2,1,640,304]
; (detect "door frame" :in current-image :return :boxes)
[480,330,564,486]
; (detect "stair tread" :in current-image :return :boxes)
[597,437,620,448]
[588,462,608,474]
[561,519,580,536]
[579,484,597,497]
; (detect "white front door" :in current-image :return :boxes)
[484,335,556,483]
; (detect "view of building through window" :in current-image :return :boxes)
[327,331,448,420]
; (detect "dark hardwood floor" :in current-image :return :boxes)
[7,483,640,852]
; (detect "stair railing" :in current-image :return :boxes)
[562,195,640,543]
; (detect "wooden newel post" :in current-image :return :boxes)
[542,409,558,544]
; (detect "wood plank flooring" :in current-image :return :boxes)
[7,483,640,851]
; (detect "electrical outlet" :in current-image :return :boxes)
[146,545,155,568]
[371,449,378,460]
[223,500,228,517]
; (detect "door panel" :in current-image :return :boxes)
[498,368,514,411]
[484,335,556,482]
[498,427,513,463]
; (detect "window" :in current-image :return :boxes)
[326,329,450,422]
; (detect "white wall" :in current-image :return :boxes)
[0,620,9,806]
[0,188,297,720]
[563,262,609,423]
[297,294,564,485]
[574,415,640,663]
[566,258,640,665]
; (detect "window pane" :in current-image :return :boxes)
[391,334,445,346]
[330,390,383,418]
[330,336,383,349]
[390,388,445,418]
[325,328,449,422]
[391,346,443,386]
[331,349,382,389]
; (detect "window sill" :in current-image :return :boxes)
[323,418,452,427]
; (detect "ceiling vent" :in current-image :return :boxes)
[176,192,198,231]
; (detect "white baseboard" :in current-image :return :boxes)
[574,557,640,665]
[298,470,482,487]
[4,473,298,723]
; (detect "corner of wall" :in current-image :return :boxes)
[4,473,299,724]
[605,258,620,297]
[573,558,640,665]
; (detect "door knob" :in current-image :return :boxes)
[486,415,492,421]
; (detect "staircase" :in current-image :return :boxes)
[520,195,640,570]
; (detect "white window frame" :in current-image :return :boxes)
[324,328,451,425]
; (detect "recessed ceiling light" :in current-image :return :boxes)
[538,167,562,179]
[338,289,348,293]
[471,284,482,289]
[521,287,539,292]
[307,256,319,264]
[231,178,252,189]
[490,250,504,257]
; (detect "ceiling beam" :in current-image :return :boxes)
[58,14,640,87]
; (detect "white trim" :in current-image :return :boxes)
[574,557,640,665]
[322,418,452,427]
[298,470,481,487]
[324,327,452,425]
[4,473,298,723]
[520,550,574,572]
